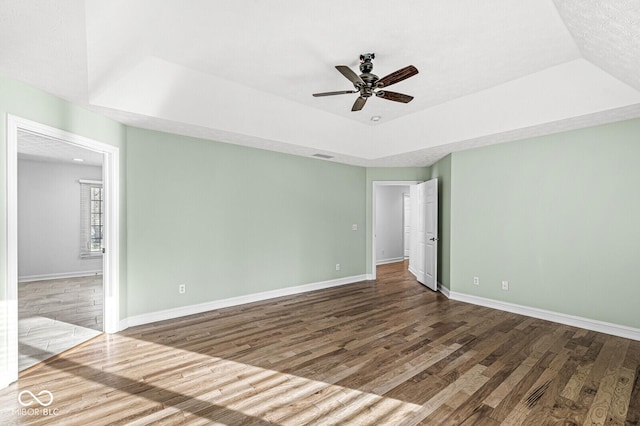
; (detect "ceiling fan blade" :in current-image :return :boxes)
[377,65,418,88]
[375,90,414,103]
[352,96,367,111]
[336,65,364,86]
[312,90,358,97]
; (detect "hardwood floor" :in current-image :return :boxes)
[1,262,638,425]
[19,276,103,330]
[18,276,103,370]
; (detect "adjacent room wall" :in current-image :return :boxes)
[126,126,367,317]
[18,159,103,280]
[449,118,640,329]
[375,185,409,264]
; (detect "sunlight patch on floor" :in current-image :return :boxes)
[111,335,463,425]
[18,316,101,370]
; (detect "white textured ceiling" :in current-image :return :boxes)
[1,0,639,167]
[17,130,103,167]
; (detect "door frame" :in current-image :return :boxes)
[371,180,421,281]
[4,115,120,387]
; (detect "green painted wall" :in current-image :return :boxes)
[0,76,127,378]
[365,167,431,275]
[429,154,452,289]
[126,127,366,316]
[450,119,640,328]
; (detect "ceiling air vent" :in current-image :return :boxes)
[312,153,334,159]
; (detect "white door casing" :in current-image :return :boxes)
[409,178,438,291]
[2,115,120,389]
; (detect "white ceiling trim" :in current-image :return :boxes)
[89,58,640,165]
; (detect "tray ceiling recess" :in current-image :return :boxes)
[1,0,639,166]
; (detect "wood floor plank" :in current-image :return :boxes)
[622,340,640,425]
[1,261,638,425]
[583,338,629,425]
[404,364,489,425]
[519,345,581,425]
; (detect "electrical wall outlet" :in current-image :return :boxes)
[352,224,358,231]
[179,284,186,294]
[501,281,509,291]
[473,276,480,285]
[335,264,341,271]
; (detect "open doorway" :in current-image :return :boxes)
[372,179,439,291]
[371,181,420,281]
[4,116,120,386]
[17,131,104,370]
[374,184,411,266]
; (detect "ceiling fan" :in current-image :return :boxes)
[313,53,418,112]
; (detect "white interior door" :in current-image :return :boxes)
[409,178,438,291]
[408,185,418,276]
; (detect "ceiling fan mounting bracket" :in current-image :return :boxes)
[359,53,375,74]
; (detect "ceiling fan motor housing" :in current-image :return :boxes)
[358,53,379,90]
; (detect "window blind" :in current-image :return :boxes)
[79,179,103,258]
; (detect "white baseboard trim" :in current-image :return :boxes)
[446,291,640,341]
[122,274,368,329]
[118,318,129,332]
[408,266,417,278]
[376,257,404,266]
[365,274,375,281]
[438,283,450,298]
[0,373,14,390]
[18,270,103,282]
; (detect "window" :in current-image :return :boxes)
[89,186,104,251]
[80,180,103,257]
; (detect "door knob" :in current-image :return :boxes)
[429,237,439,241]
